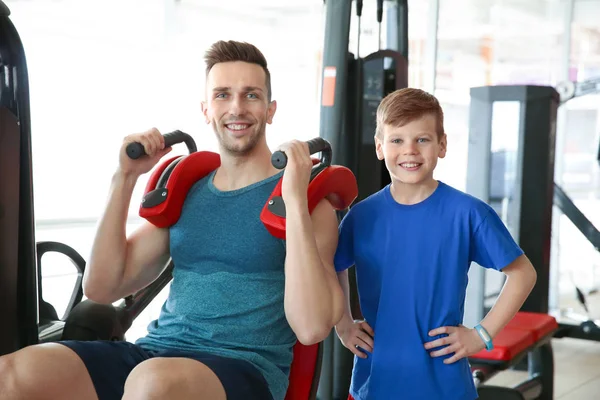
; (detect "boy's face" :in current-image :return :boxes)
[375,114,447,186]
[201,61,277,156]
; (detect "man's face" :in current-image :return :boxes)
[202,61,276,156]
[375,114,447,186]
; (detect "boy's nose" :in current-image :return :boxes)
[403,143,418,155]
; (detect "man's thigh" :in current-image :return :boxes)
[0,342,98,400]
[60,340,150,400]
[124,351,273,400]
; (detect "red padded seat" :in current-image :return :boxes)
[285,342,321,400]
[470,312,558,362]
[470,327,534,361]
[504,311,558,341]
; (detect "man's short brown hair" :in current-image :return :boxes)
[375,88,444,139]
[204,40,272,101]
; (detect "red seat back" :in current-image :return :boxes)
[285,341,323,400]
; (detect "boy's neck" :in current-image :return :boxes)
[390,178,439,205]
[213,142,280,191]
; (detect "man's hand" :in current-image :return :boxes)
[119,127,172,177]
[336,319,375,359]
[276,140,313,208]
[423,325,485,364]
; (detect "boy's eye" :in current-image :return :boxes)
[418,138,429,143]
[391,138,401,144]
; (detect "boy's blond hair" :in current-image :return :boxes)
[375,88,444,139]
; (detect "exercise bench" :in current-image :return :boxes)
[469,311,558,400]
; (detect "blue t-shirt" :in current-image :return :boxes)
[334,181,523,400]
[136,170,296,400]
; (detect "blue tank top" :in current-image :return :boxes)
[136,169,296,400]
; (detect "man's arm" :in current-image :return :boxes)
[284,198,345,345]
[83,129,172,304]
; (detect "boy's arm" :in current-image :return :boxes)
[478,255,537,337]
[336,270,355,329]
[425,255,537,363]
[335,270,374,358]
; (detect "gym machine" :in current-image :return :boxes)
[464,78,600,344]
[553,75,600,341]
[0,0,39,356]
[463,85,560,399]
[317,0,408,399]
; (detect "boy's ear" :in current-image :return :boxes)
[375,135,384,160]
[438,133,447,159]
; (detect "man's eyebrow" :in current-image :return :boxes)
[212,86,264,93]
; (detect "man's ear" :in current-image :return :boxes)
[201,101,210,124]
[266,100,277,124]
[438,133,447,159]
[375,135,384,160]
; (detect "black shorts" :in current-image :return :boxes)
[60,340,273,400]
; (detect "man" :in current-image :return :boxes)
[0,40,344,400]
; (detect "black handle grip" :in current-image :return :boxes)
[271,137,332,169]
[126,130,198,159]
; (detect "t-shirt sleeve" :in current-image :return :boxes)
[470,205,524,271]
[334,209,355,272]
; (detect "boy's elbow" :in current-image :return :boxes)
[528,263,537,288]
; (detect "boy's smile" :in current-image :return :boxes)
[399,161,423,171]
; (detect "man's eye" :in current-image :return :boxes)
[247,93,258,99]
[216,93,227,99]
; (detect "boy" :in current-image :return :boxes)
[334,88,537,400]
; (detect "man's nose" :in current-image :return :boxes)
[228,96,246,116]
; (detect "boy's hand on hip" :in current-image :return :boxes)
[335,320,375,359]
[424,325,485,364]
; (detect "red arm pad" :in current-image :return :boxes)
[260,165,358,239]
[142,155,182,196]
[139,151,221,228]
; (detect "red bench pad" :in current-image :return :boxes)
[285,342,320,400]
[470,312,557,362]
[470,327,534,361]
[504,311,558,341]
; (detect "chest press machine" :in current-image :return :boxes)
[0,1,565,399]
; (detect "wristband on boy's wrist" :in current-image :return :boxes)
[474,324,494,351]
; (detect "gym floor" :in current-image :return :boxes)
[487,337,600,399]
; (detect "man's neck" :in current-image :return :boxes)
[390,178,439,205]
[213,144,280,191]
